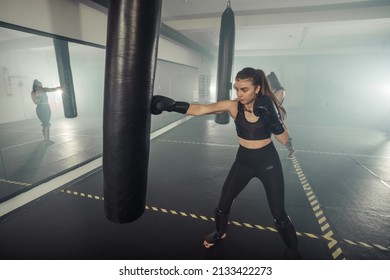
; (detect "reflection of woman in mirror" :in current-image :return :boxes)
[31,79,61,143]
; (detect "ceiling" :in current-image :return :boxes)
[160,0,390,56]
[2,0,390,58]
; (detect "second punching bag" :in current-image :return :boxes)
[215,2,235,125]
[53,38,77,118]
[103,0,162,223]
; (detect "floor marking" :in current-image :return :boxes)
[0,117,193,217]
[344,239,357,245]
[255,225,265,230]
[0,158,102,217]
[61,189,390,252]
[0,178,31,187]
[290,156,346,260]
[354,162,390,189]
[289,123,388,131]
[1,125,103,151]
[2,139,44,150]
[60,133,102,138]
[157,139,237,148]
[157,139,390,160]
[359,242,371,248]
[243,223,253,228]
[0,129,35,133]
[150,116,193,139]
[373,244,389,251]
[297,149,390,159]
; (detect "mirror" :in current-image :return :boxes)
[0,25,199,202]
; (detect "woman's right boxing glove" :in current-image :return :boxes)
[253,94,284,135]
[151,95,189,115]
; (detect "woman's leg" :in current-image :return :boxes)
[217,161,254,213]
[257,147,299,254]
[204,160,254,248]
[258,159,288,222]
[36,105,52,142]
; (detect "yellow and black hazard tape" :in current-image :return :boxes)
[61,189,390,253]
[340,239,389,251]
[290,156,346,260]
[61,189,103,201]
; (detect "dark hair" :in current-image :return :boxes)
[32,79,41,91]
[235,67,270,94]
[235,67,286,119]
[267,72,285,91]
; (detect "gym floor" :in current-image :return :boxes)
[0,113,389,260]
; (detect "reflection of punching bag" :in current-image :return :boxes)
[103,0,162,223]
[53,38,77,118]
[215,2,235,125]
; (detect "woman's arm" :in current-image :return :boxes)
[31,92,40,105]
[151,95,237,117]
[187,99,236,116]
[273,120,291,145]
[43,86,61,93]
[273,129,289,145]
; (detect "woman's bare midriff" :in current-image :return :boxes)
[238,137,272,149]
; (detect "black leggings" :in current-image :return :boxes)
[218,142,288,222]
[36,104,51,128]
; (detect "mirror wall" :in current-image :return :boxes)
[0,25,199,202]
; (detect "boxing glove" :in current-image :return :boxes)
[253,94,285,135]
[151,95,189,115]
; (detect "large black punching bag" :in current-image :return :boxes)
[215,2,235,124]
[103,0,162,223]
[53,38,77,118]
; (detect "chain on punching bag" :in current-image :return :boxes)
[215,1,235,125]
[103,0,162,223]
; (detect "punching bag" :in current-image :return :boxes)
[53,38,77,118]
[103,0,162,223]
[215,2,235,124]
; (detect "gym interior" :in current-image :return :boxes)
[0,0,389,263]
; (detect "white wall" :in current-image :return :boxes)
[0,0,208,69]
[0,0,104,45]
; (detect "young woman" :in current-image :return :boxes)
[151,67,300,258]
[267,71,296,159]
[31,79,61,143]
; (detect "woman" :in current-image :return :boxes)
[31,79,61,143]
[267,71,296,159]
[151,67,300,258]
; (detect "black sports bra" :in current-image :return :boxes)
[234,102,271,140]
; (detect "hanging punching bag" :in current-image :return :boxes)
[103,0,162,223]
[215,2,235,125]
[53,38,77,118]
